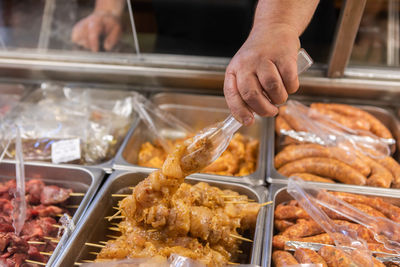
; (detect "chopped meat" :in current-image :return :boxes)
[30,204,64,218]
[40,186,72,205]
[26,180,45,204]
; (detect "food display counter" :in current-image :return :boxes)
[0,0,400,266]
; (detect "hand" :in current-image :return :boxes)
[71,12,121,52]
[224,24,301,126]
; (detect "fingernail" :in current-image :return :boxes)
[243,117,253,126]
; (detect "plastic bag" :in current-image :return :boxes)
[131,93,193,153]
[287,177,374,267]
[278,100,395,159]
[81,254,260,267]
[3,83,137,165]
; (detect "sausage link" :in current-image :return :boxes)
[372,258,385,267]
[275,144,370,176]
[291,172,335,183]
[294,248,328,266]
[275,115,292,136]
[312,103,393,140]
[332,220,375,242]
[279,105,308,132]
[278,157,367,185]
[351,203,386,218]
[318,246,357,267]
[272,234,334,250]
[275,204,310,220]
[282,219,324,238]
[275,219,295,232]
[367,243,396,253]
[310,104,371,131]
[376,156,400,188]
[272,250,299,267]
[356,152,393,188]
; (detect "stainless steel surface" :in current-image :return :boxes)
[327,0,367,78]
[54,169,268,267]
[262,182,400,267]
[113,92,267,186]
[0,160,104,267]
[266,95,400,186]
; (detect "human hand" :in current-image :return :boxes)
[224,24,301,126]
[71,12,121,52]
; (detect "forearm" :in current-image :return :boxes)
[94,0,125,17]
[252,0,319,36]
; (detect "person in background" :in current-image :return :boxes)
[72,0,319,126]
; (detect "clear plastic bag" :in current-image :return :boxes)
[287,177,375,267]
[278,100,395,159]
[3,83,137,165]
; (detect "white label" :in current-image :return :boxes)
[51,139,81,164]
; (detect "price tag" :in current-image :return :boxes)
[51,139,81,164]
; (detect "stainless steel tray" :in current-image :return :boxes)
[0,160,104,267]
[12,86,144,173]
[262,182,400,267]
[113,92,268,186]
[54,169,268,267]
[266,96,400,186]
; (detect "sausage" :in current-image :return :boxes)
[275,204,310,220]
[351,203,386,218]
[372,257,386,267]
[356,152,393,188]
[311,103,393,140]
[318,246,357,267]
[275,115,292,136]
[330,192,400,223]
[367,243,396,253]
[294,248,328,266]
[310,104,371,131]
[272,233,334,250]
[274,144,371,176]
[275,220,295,232]
[376,156,400,188]
[279,105,308,132]
[278,157,367,185]
[332,220,375,242]
[290,172,335,183]
[282,219,324,238]
[272,250,299,267]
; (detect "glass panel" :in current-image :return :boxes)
[350,0,400,67]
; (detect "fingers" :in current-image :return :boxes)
[256,61,288,105]
[71,21,90,50]
[275,56,300,94]
[87,17,102,52]
[223,72,254,126]
[104,21,121,51]
[236,70,279,117]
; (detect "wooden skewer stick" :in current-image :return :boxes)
[25,260,46,266]
[40,251,53,256]
[224,201,249,204]
[44,237,59,243]
[237,250,243,254]
[89,252,99,256]
[147,229,157,233]
[107,210,121,221]
[106,235,119,239]
[66,205,80,209]
[105,215,124,220]
[27,241,46,245]
[85,242,105,248]
[111,194,130,197]
[52,224,62,228]
[83,260,94,263]
[230,233,253,243]
[260,201,273,207]
[108,227,121,232]
[70,192,85,197]
[228,262,239,265]
[99,241,108,245]
[112,207,119,210]
[74,263,83,266]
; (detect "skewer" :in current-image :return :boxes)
[229,234,253,243]
[107,210,121,221]
[74,263,83,266]
[147,229,157,233]
[228,262,239,265]
[52,224,62,228]
[111,194,130,197]
[66,205,80,209]
[44,236,59,243]
[224,201,249,204]
[106,235,119,239]
[83,260,94,263]
[110,223,119,227]
[237,250,243,254]
[70,192,85,197]
[89,252,99,256]
[99,241,107,245]
[25,260,46,266]
[27,241,46,245]
[108,227,121,232]
[85,242,105,248]
[112,207,119,210]
[40,251,53,256]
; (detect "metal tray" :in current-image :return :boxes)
[13,85,143,173]
[0,160,104,267]
[54,169,268,267]
[113,92,268,186]
[266,96,400,186]
[262,182,400,267]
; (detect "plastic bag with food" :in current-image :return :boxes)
[287,177,375,267]
[276,100,395,158]
[3,83,137,165]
